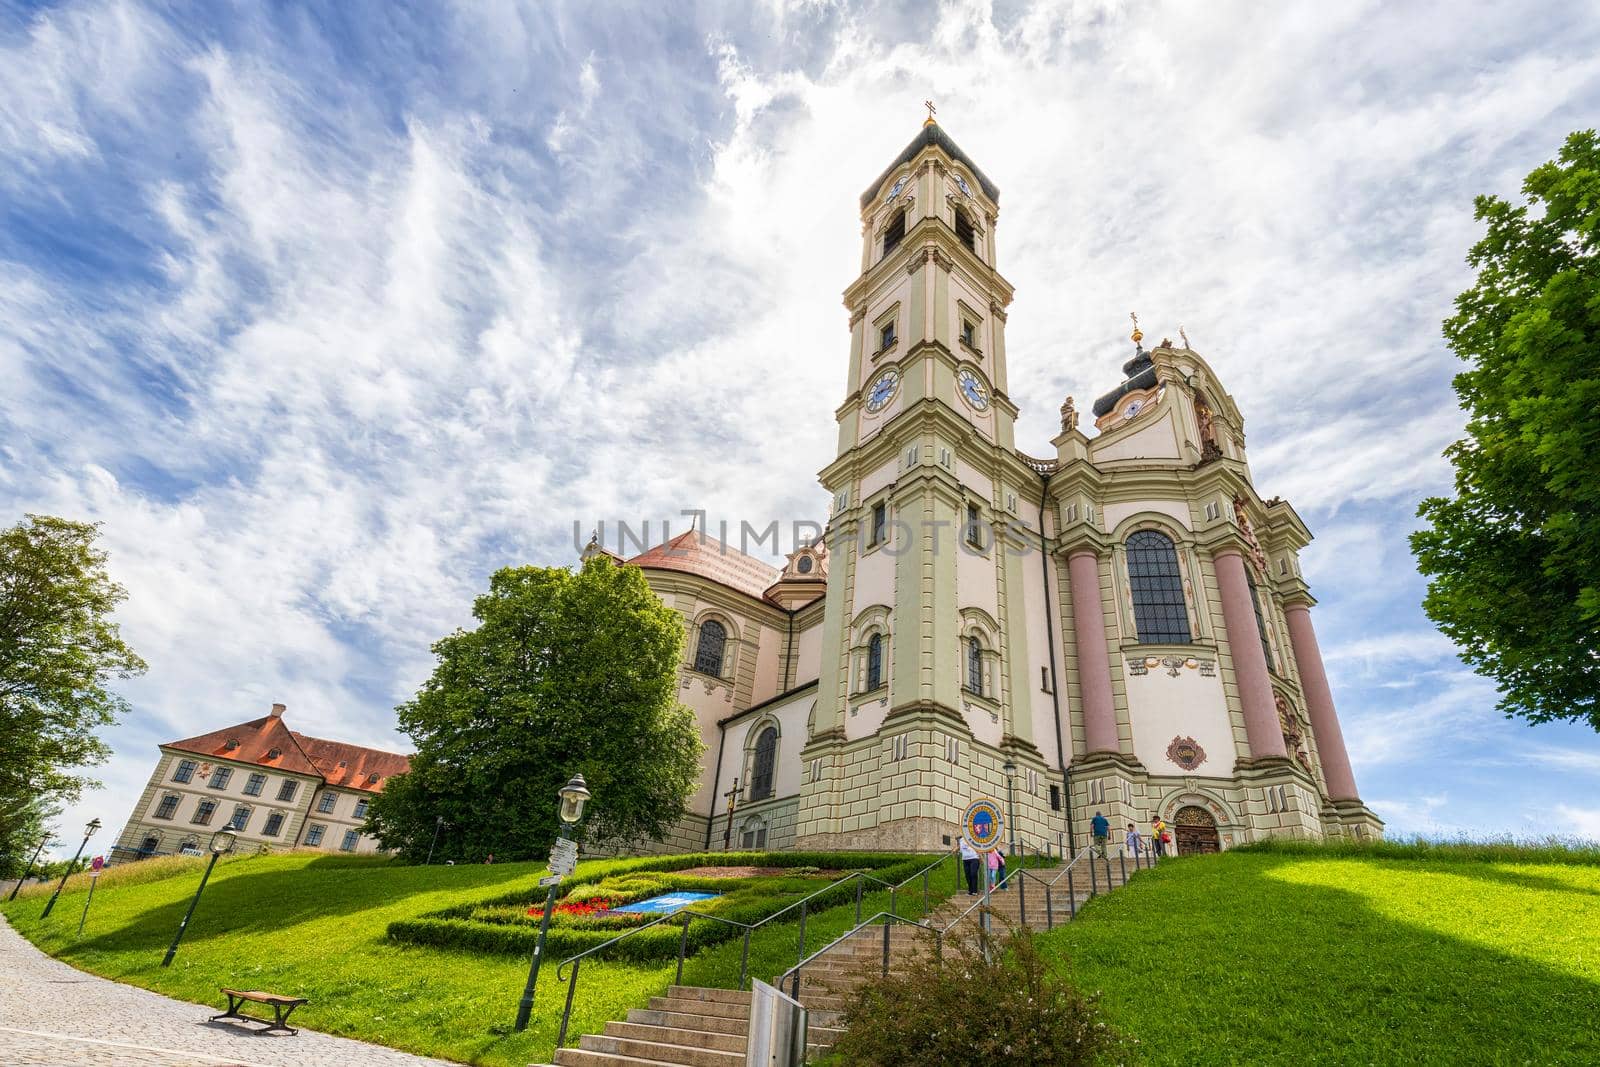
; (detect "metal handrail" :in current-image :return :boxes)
[778,911,941,999]
[548,852,955,1048]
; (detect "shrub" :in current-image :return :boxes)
[823,924,1134,1066]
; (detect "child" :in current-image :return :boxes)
[1125,822,1143,858]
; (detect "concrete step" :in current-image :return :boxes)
[626,1008,747,1037]
[604,1022,745,1054]
[665,986,750,1006]
[553,1048,699,1067]
[646,996,749,1021]
[578,1033,743,1067]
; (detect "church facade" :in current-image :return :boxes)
[600,120,1383,857]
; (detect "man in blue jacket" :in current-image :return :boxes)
[1091,811,1110,859]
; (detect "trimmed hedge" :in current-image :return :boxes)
[388,850,950,960]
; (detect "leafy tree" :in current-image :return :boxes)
[0,516,145,869]
[1413,130,1600,730]
[367,556,702,862]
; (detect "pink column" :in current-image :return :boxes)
[1068,550,1119,755]
[1212,548,1288,761]
[1284,603,1360,801]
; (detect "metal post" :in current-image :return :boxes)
[1089,855,1099,897]
[980,857,992,938]
[9,836,49,902]
[76,872,100,936]
[1120,850,1127,883]
[890,886,897,919]
[1018,867,1027,927]
[40,832,93,920]
[161,849,220,966]
[1104,855,1113,891]
[426,816,444,864]
[855,878,863,924]
[513,882,560,1030]
[1045,885,1054,930]
[1067,867,1077,918]
[739,927,752,989]
[556,958,579,1047]
[881,921,891,977]
[675,913,690,984]
[796,900,807,967]
[922,870,929,916]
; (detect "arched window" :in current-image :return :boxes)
[883,209,906,255]
[750,726,778,801]
[140,833,160,855]
[740,815,768,849]
[866,633,884,690]
[1126,530,1192,644]
[1247,572,1276,672]
[965,636,984,696]
[955,208,976,251]
[694,619,726,676]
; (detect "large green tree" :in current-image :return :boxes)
[367,556,703,862]
[0,515,145,874]
[1412,130,1600,730]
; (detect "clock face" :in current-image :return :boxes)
[957,368,989,411]
[955,174,972,198]
[1123,398,1144,420]
[886,175,909,202]
[866,369,900,413]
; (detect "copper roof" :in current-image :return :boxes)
[628,530,781,602]
[165,709,410,794]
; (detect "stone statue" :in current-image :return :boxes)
[1060,395,1078,433]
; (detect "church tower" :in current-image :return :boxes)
[795,118,1060,851]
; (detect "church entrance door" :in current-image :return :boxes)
[1173,805,1220,855]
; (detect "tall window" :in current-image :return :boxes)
[276,780,298,802]
[870,502,888,546]
[192,800,217,826]
[1247,573,1276,672]
[305,824,325,847]
[965,503,985,549]
[154,794,180,820]
[1126,530,1193,644]
[317,792,337,814]
[207,766,232,790]
[244,772,266,797]
[262,812,284,837]
[750,726,778,801]
[955,208,975,251]
[353,798,370,819]
[880,321,896,350]
[961,318,977,348]
[173,759,197,783]
[866,633,884,690]
[230,805,251,831]
[341,830,360,852]
[883,209,905,255]
[965,636,984,696]
[694,619,726,676]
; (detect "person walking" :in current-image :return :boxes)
[1150,816,1168,858]
[1091,811,1110,859]
[959,836,981,895]
[1125,822,1143,859]
[985,845,1002,891]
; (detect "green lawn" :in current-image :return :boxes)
[1039,841,1600,1064]
[1,849,958,1065]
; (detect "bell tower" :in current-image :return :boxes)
[797,118,1055,852]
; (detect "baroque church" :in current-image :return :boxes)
[590,118,1384,857]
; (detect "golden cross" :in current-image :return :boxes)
[924,99,937,122]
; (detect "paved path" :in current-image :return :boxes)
[0,916,462,1067]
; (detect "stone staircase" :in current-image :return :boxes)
[540,852,1144,1066]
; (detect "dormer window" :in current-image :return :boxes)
[267,748,281,759]
[883,209,905,256]
[367,773,380,785]
[880,322,897,351]
[955,208,975,252]
[223,739,239,750]
[337,760,348,769]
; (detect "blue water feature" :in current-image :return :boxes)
[610,891,720,914]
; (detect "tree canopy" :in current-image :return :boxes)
[1412,130,1600,730]
[366,556,703,861]
[0,515,145,874]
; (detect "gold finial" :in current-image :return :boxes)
[1129,311,1143,345]
[924,99,937,125]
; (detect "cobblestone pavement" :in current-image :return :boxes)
[0,916,463,1066]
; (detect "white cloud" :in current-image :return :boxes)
[1554,805,1600,843]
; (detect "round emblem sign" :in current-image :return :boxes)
[962,798,1004,852]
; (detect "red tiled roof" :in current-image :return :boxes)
[165,709,410,794]
[166,714,320,777]
[628,530,781,601]
[290,733,411,794]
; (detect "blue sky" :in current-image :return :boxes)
[4,0,1598,854]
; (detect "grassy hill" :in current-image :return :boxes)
[1039,839,1600,1064]
[0,849,948,1065]
[4,840,1596,1064]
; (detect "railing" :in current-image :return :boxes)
[550,852,955,1048]
[779,911,941,1001]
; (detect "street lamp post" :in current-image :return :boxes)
[514,773,591,1033]
[40,818,100,919]
[161,828,236,967]
[77,860,103,937]
[1002,760,1019,860]
[9,833,52,902]
[426,816,446,864]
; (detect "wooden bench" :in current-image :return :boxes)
[211,988,308,1035]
